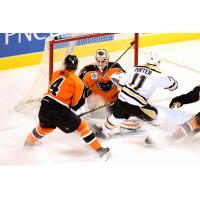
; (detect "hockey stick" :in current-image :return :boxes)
[78,102,113,117]
[102,40,135,76]
[64,102,113,133]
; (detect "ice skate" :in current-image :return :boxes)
[144,136,155,147]
[91,124,111,139]
[144,136,162,148]
[96,147,111,161]
[24,139,42,147]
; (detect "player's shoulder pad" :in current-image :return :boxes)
[108,62,125,72]
[79,64,98,79]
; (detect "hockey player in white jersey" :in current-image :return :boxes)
[94,52,178,139]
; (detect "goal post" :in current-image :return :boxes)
[15,33,139,116]
[134,33,139,65]
[49,33,139,81]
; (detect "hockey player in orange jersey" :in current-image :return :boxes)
[168,85,200,142]
[79,49,125,103]
[24,55,111,161]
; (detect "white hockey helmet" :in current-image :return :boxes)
[146,52,161,67]
[95,49,109,71]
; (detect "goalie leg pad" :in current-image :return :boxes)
[106,114,125,129]
[120,117,142,130]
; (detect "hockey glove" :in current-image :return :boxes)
[169,96,183,109]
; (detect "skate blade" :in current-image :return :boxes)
[101,151,111,161]
[24,140,43,147]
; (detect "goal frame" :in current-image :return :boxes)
[49,33,139,81]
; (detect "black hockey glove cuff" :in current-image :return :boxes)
[169,86,200,109]
[169,96,183,109]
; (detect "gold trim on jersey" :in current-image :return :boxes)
[122,86,147,106]
[105,119,116,130]
[144,64,162,73]
[140,107,157,120]
[164,77,178,91]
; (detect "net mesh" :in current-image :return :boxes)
[15,33,137,116]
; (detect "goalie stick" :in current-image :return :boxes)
[78,102,113,117]
[64,102,113,133]
[102,40,135,76]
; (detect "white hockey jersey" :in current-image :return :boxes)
[112,64,178,107]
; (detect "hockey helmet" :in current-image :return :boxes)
[64,55,79,70]
[95,49,109,71]
[146,52,161,67]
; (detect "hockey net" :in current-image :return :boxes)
[15,33,139,116]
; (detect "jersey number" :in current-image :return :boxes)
[130,73,147,90]
[50,77,64,96]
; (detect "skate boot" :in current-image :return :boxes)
[24,139,42,147]
[91,124,111,139]
[96,147,111,161]
[144,136,156,147]
[145,136,153,144]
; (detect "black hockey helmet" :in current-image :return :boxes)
[64,55,78,70]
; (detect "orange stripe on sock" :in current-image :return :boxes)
[27,132,38,143]
[89,139,102,151]
[77,120,90,137]
[188,117,200,130]
[77,120,102,151]
[37,125,54,136]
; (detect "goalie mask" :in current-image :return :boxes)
[64,55,79,71]
[146,52,161,67]
[95,49,109,71]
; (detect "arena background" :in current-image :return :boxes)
[1,33,200,70]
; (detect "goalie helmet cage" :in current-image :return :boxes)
[15,33,139,115]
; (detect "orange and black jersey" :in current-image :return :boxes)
[79,62,125,102]
[45,69,85,111]
[79,62,125,79]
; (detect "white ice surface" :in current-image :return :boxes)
[0,40,200,165]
